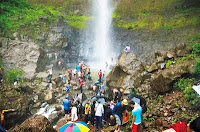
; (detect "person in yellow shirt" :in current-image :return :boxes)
[84,101,91,124]
[0,109,15,128]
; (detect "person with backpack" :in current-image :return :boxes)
[90,101,96,126]
[110,99,128,132]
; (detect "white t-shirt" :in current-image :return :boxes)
[71,107,78,121]
[95,103,104,117]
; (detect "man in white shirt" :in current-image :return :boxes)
[71,103,78,121]
[95,100,104,130]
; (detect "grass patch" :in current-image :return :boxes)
[0,0,89,38]
[174,78,198,105]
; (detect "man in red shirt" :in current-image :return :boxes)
[98,70,102,82]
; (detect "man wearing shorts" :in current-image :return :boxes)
[63,96,71,122]
[110,99,128,132]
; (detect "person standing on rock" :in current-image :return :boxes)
[129,101,142,132]
[65,81,70,94]
[98,70,102,82]
[0,68,3,85]
[63,96,71,122]
[48,76,53,92]
[0,109,15,129]
[79,78,83,93]
[90,101,96,126]
[71,103,78,121]
[95,100,104,131]
[100,82,105,96]
[110,99,128,132]
[84,100,91,124]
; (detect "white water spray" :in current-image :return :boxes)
[82,0,115,70]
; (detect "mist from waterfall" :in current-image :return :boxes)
[81,0,116,70]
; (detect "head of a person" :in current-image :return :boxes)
[97,100,101,104]
[65,96,70,99]
[121,99,128,107]
[189,117,200,132]
[129,101,135,108]
[100,82,103,85]
[100,69,101,71]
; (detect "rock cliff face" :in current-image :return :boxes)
[0,38,40,79]
[0,20,81,78]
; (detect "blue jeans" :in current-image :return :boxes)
[95,116,103,129]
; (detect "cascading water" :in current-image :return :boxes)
[81,0,116,70]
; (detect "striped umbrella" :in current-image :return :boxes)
[59,121,90,132]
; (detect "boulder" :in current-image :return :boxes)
[10,115,56,132]
[118,53,143,75]
[155,50,167,59]
[48,111,64,125]
[150,60,195,93]
[36,72,48,78]
[147,63,159,73]
[107,53,143,89]
[166,51,176,59]
[44,92,56,104]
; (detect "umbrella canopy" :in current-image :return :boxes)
[59,121,90,132]
[128,94,147,113]
[192,85,200,96]
[91,96,107,105]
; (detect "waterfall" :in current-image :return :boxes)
[82,0,115,70]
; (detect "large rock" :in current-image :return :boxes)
[118,53,143,75]
[0,38,40,79]
[10,115,56,132]
[150,60,195,93]
[106,53,143,89]
[44,92,56,104]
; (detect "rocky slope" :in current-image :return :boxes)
[106,47,199,131]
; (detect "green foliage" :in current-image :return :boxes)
[166,60,173,67]
[65,15,90,29]
[0,0,89,37]
[194,58,200,75]
[6,69,24,84]
[176,53,196,64]
[193,43,200,54]
[174,78,199,105]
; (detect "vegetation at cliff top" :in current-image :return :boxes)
[113,0,200,30]
[0,0,89,38]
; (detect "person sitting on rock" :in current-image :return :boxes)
[0,109,15,129]
[163,116,200,132]
[124,45,131,54]
[110,99,128,132]
[62,96,71,122]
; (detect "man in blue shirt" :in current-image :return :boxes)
[129,101,142,132]
[110,99,128,132]
[63,96,71,122]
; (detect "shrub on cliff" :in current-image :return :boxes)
[194,58,200,75]
[193,43,200,54]
[6,69,24,84]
